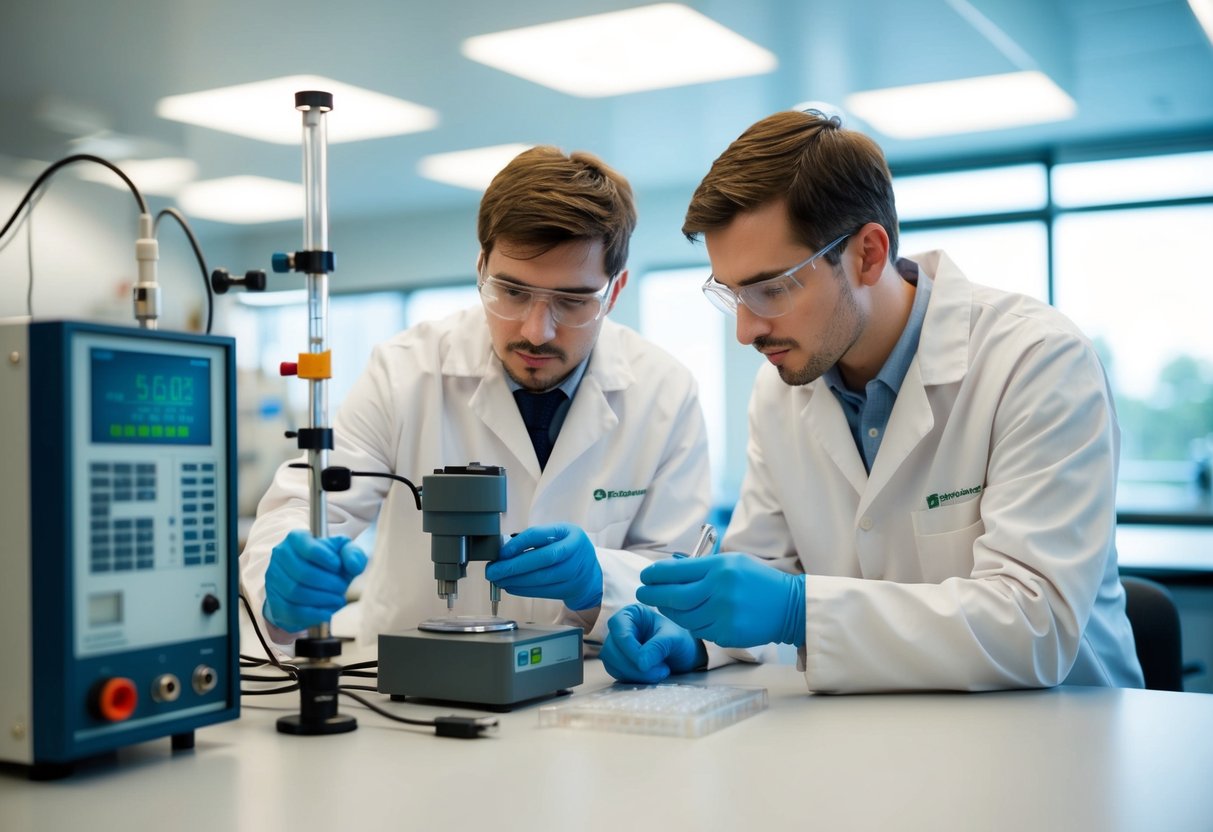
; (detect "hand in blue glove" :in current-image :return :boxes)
[485,523,602,611]
[263,529,368,633]
[600,604,706,684]
[636,553,806,649]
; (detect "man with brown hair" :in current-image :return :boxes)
[601,111,1143,692]
[242,146,711,651]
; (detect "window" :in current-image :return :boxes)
[895,164,1048,221]
[898,222,1048,302]
[404,283,479,326]
[1054,204,1213,517]
[1052,151,1213,208]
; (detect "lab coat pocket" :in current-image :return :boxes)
[911,498,984,582]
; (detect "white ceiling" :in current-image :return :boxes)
[2,0,1211,241]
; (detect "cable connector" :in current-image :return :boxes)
[133,212,160,329]
[434,715,499,739]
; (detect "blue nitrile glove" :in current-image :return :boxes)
[636,553,806,649]
[486,523,602,611]
[263,529,368,633]
[600,604,707,684]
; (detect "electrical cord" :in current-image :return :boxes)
[286,463,423,510]
[154,207,214,334]
[337,689,498,738]
[0,154,148,242]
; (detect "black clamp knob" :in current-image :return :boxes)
[211,268,267,294]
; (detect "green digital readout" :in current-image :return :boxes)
[91,348,211,445]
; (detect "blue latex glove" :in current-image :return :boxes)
[600,604,706,683]
[486,523,602,611]
[636,553,806,649]
[263,529,368,633]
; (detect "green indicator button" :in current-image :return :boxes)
[109,424,121,437]
[179,426,190,438]
[151,425,164,437]
[166,426,177,437]
[137,425,150,437]
[530,647,542,665]
[123,425,136,437]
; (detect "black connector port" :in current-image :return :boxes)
[434,715,498,739]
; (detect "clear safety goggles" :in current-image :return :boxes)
[478,273,616,328]
[701,234,850,318]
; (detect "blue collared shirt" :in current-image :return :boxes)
[504,356,589,443]
[822,260,933,472]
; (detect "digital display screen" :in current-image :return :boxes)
[91,348,211,445]
[88,591,123,626]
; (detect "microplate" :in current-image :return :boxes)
[538,683,768,738]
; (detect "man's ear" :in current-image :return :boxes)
[854,223,890,287]
[475,250,486,275]
[606,270,629,313]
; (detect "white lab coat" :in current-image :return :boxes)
[241,306,711,649]
[719,251,1143,693]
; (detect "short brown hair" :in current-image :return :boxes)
[683,110,899,263]
[478,146,637,277]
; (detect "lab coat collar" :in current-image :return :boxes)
[907,250,971,387]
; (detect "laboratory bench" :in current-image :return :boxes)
[3,657,1213,831]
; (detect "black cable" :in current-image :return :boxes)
[155,207,214,334]
[0,154,147,242]
[242,672,299,683]
[342,660,378,671]
[287,464,423,510]
[351,470,422,510]
[339,669,377,679]
[25,204,33,316]
[337,689,435,726]
[237,586,300,678]
[242,684,301,696]
[337,690,499,738]
[339,684,379,692]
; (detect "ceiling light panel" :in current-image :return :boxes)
[462,3,776,97]
[76,157,198,196]
[178,176,304,224]
[418,143,534,191]
[157,75,439,144]
[844,70,1076,139]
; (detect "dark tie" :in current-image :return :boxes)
[513,388,567,470]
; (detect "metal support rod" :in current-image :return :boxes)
[301,101,330,641]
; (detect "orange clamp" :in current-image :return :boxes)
[296,351,332,380]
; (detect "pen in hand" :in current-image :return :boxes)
[690,523,717,558]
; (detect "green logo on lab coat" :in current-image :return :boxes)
[594,487,647,501]
[926,485,983,509]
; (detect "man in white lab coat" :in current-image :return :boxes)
[601,110,1144,692]
[242,146,711,651]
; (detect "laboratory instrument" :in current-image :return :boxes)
[377,464,584,709]
[0,320,239,777]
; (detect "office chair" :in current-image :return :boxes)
[1121,576,1185,692]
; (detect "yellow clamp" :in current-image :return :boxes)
[296,351,332,380]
